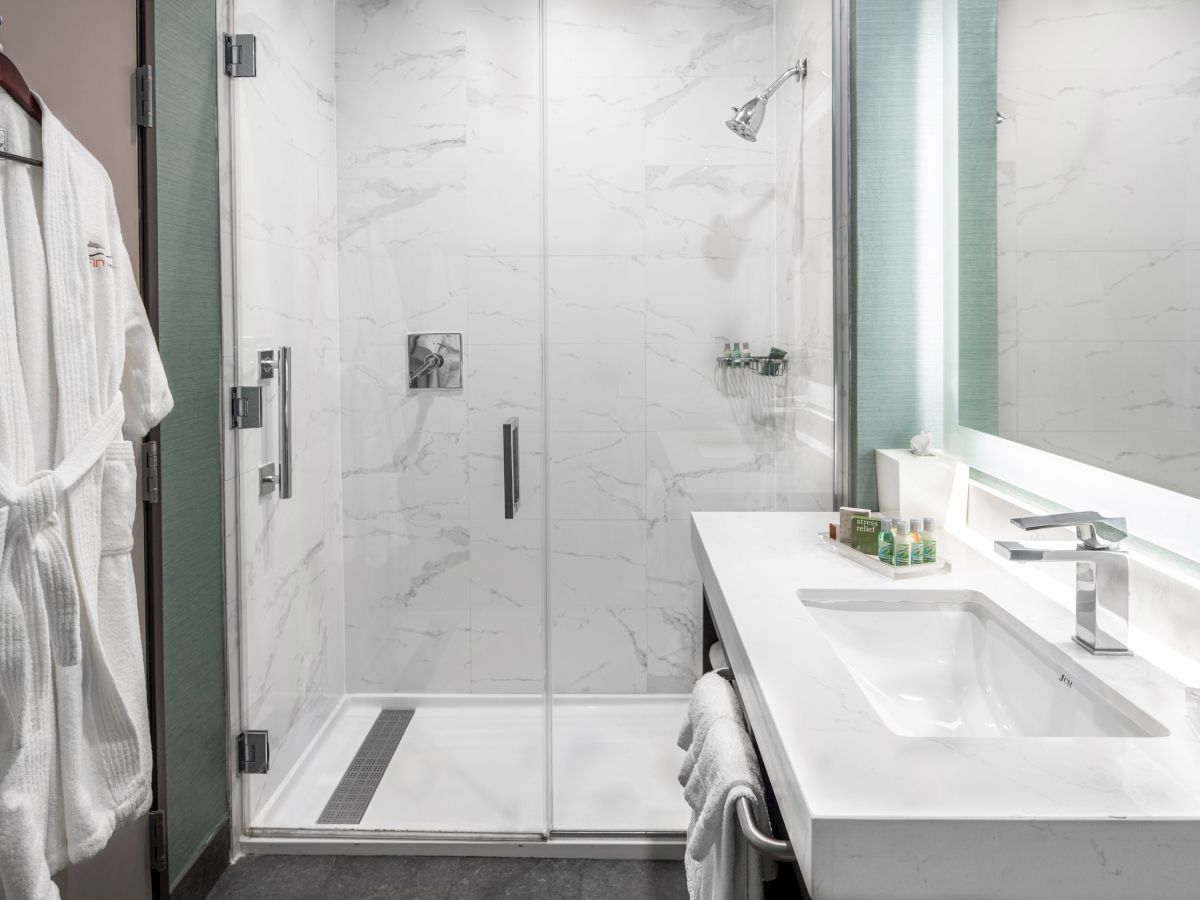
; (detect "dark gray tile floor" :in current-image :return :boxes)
[206,855,690,900]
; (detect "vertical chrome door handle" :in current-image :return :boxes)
[278,346,293,499]
[257,346,294,500]
[503,417,520,519]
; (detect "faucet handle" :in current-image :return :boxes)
[1010,511,1127,550]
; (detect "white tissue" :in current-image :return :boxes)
[909,431,935,456]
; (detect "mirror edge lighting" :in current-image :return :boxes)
[940,0,1200,565]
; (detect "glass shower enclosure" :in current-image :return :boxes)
[221,0,834,846]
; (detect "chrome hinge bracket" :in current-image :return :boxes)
[142,440,160,504]
[135,65,155,129]
[238,730,270,775]
[230,386,264,429]
[149,809,167,872]
[225,34,258,78]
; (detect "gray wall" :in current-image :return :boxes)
[0,0,140,269]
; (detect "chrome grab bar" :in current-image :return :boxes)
[257,346,293,500]
[278,346,292,499]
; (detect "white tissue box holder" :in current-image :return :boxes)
[875,448,957,522]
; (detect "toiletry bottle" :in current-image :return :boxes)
[737,342,747,368]
[892,518,910,567]
[723,342,732,365]
[877,517,894,565]
[921,517,937,563]
[909,519,924,565]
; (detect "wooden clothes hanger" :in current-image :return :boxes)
[0,16,45,167]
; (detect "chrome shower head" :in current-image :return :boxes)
[725,59,808,143]
[726,97,767,142]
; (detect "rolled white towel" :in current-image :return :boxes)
[678,671,747,788]
[683,716,773,900]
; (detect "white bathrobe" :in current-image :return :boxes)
[0,95,173,900]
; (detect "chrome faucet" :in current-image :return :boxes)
[994,511,1131,656]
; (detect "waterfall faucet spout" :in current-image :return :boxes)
[994,511,1131,656]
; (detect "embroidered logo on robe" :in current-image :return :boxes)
[88,241,113,270]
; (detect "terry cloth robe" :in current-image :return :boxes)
[0,95,173,900]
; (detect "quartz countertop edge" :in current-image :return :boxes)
[691,511,1200,900]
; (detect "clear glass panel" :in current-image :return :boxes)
[224,0,834,842]
[542,0,834,832]
[228,0,548,836]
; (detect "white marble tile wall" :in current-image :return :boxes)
[335,0,546,696]
[774,0,836,494]
[332,0,834,698]
[545,0,833,694]
[228,0,348,820]
[546,0,764,693]
[996,0,1200,497]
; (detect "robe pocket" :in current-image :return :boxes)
[100,440,138,555]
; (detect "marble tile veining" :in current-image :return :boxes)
[240,0,837,706]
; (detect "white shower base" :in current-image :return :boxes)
[252,694,689,836]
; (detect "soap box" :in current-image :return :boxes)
[850,515,882,555]
[839,507,870,544]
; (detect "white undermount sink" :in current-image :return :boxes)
[798,588,1169,739]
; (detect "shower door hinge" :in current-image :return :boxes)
[134,65,155,129]
[230,386,264,429]
[148,809,167,872]
[142,440,160,504]
[225,33,258,78]
[238,730,270,775]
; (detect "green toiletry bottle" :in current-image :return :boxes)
[723,342,732,365]
[909,518,924,566]
[922,517,937,563]
[878,517,894,565]
[893,518,910,567]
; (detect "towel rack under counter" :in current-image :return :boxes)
[736,796,796,862]
[711,664,797,863]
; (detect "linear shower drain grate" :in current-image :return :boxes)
[317,709,414,825]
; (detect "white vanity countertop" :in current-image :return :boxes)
[692,511,1200,900]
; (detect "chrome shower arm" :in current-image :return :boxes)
[759,59,808,101]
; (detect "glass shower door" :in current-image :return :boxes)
[225,0,549,838]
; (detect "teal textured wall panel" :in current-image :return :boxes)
[852,0,945,508]
[155,0,229,884]
[956,0,999,433]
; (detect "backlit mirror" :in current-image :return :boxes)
[954,0,1199,500]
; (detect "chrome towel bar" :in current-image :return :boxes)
[735,796,795,862]
[709,667,796,861]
